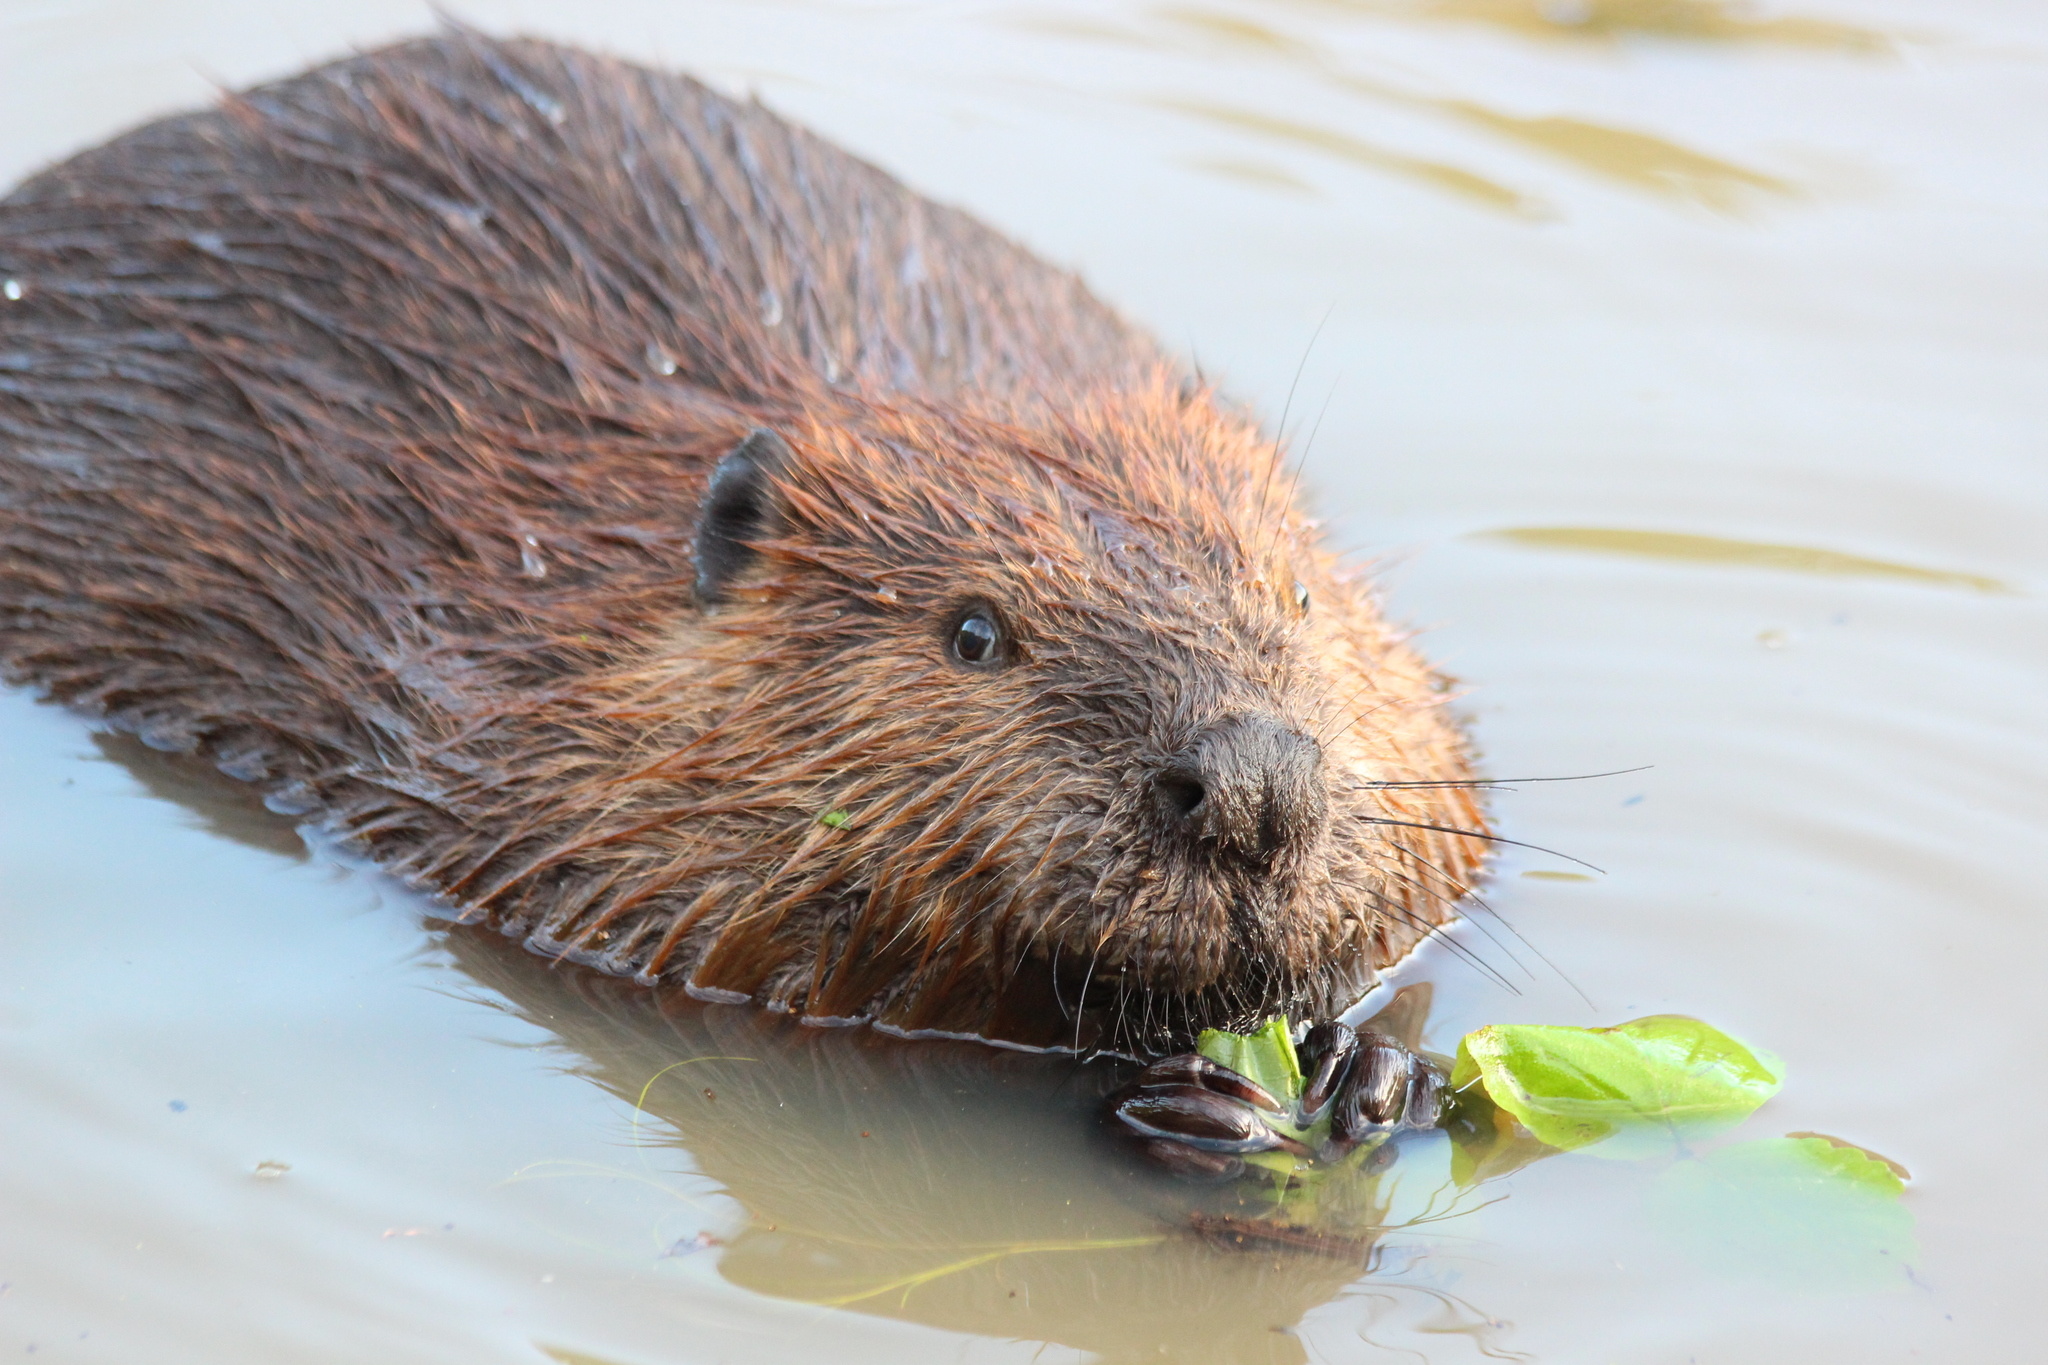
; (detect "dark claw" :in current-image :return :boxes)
[1298,1021,1358,1119]
[1404,1061,1445,1129]
[1331,1032,1447,1146]
[1129,1053,1285,1113]
[1358,1035,1412,1125]
[1113,1083,1294,1154]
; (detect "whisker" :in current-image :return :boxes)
[1253,302,1336,557]
[1314,679,1385,748]
[1361,765,1651,792]
[1380,854,1535,985]
[1072,932,1109,1055]
[1373,897,1521,995]
[1273,377,1337,542]
[1359,817,1606,875]
[1260,304,1334,510]
[1321,697,1399,749]
[1391,842,1598,1011]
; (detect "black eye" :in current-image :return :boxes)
[952,613,1001,665]
[1293,580,1311,614]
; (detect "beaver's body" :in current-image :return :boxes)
[0,33,1484,1053]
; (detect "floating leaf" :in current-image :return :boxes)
[1196,1017,1304,1105]
[1646,1135,1915,1289]
[1452,1015,1781,1156]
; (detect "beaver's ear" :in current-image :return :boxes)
[695,428,793,605]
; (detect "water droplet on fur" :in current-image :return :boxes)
[643,343,677,376]
[519,534,547,579]
[2,279,21,301]
[760,287,783,326]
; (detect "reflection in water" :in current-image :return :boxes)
[1477,526,2011,593]
[1156,4,1318,52]
[1422,99,1791,209]
[1154,97,1545,215]
[1327,0,1900,51]
[542,1350,640,1365]
[90,731,308,860]
[446,930,1517,1364]
[1182,155,1320,194]
[1152,7,1796,211]
[1006,13,1159,46]
[78,708,1517,1364]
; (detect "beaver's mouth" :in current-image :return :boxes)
[983,934,1371,1058]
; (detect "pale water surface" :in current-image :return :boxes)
[2,1,2044,1361]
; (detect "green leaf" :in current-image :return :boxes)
[1196,1016,1304,1104]
[817,809,850,829]
[1646,1135,1915,1290]
[1780,1131,1910,1194]
[1452,1015,1781,1156]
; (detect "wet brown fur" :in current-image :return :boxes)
[0,32,1486,1052]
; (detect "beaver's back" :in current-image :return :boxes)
[0,30,1159,790]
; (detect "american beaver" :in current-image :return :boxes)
[0,32,1486,1065]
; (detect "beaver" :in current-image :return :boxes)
[0,32,1487,1072]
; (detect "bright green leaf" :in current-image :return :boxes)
[1196,1016,1304,1105]
[817,809,850,829]
[1452,1015,1781,1156]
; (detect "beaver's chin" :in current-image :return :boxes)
[1013,936,1374,1057]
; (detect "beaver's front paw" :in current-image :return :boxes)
[1104,1053,1310,1180]
[1107,1022,1445,1179]
[1298,1021,1445,1152]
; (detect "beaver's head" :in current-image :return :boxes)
[549,372,1485,1054]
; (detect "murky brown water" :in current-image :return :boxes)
[4,1,2044,1360]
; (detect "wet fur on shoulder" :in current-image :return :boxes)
[0,30,1486,1053]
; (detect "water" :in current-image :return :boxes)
[3,1,2044,1359]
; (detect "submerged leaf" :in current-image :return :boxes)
[1646,1135,1915,1289]
[1452,1015,1781,1155]
[1197,1017,1304,1105]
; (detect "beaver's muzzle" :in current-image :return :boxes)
[1154,713,1328,865]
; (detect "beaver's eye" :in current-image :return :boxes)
[952,613,1001,665]
[1293,580,1311,615]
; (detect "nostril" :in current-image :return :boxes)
[1155,768,1207,822]
[1159,713,1328,859]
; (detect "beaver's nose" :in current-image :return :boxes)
[1155,713,1328,862]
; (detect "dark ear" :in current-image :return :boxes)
[695,428,793,605]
